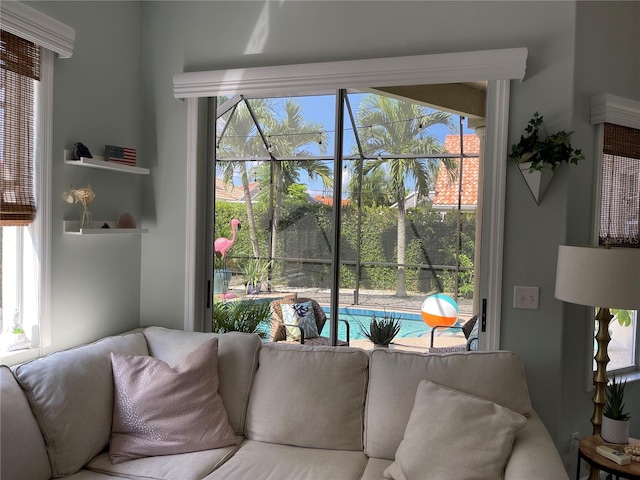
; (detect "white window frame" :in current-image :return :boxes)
[173,48,529,350]
[590,93,640,383]
[0,1,74,364]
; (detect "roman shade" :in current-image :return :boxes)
[599,123,640,248]
[0,30,40,226]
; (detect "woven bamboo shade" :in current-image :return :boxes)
[1,30,41,226]
[599,123,640,248]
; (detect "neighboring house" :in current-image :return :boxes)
[432,134,480,213]
[314,195,349,206]
[394,134,480,212]
[215,178,260,202]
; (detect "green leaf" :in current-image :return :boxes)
[612,309,632,327]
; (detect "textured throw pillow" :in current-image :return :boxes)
[109,338,237,464]
[384,380,526,480]
[282,302,319,341]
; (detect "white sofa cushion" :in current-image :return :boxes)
[204,439,368,480]
[360,458,394,480]
[109,338,237,463]
[143,327,261,436]
[245,343,369,450]
[365,350,532,460]
[13,333,148,477]
[383,380,526,480]
[1,366,52,480]
[86,438,242,480]
[504,411,570,479]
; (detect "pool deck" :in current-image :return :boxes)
[228,285,474,353]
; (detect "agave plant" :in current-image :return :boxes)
[603,375,631,421]
[359,311,402,347]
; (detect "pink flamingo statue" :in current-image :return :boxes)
[214,219,241,300]
[215,218,241,259]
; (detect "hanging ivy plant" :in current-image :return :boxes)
[508,112,585,173]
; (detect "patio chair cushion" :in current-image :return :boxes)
[383,380,526,480]
[281,301,319,340]
[109,338,237,464]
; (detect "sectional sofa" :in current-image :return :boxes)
[1,327,568,480]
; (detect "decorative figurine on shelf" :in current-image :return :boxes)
[73,142,92,160]
[117,213,136,228]
[62,184,95,230]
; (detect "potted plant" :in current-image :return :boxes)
[601,375,631,444]
[508,112,585,204]
[359,311,402,348]
[241,258,272,294]
[213,254,232,295]
[212,300,270,338]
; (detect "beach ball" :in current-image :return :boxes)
[421,294,458,327]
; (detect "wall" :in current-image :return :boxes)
[562,0,640,464]
[140,0,577,442]
[26,1,145,351]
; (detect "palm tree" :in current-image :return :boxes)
[217,97,276,257]
[256,99,331,259]
[347,164,390,207]
[355,94,456,297]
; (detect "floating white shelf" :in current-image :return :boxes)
[63,150,149,175]
[63,220,148,235]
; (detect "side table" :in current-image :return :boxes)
[577,435,640,480]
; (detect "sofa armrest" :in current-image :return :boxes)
[505,411,568,480]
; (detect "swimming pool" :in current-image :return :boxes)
[322,307,431,340]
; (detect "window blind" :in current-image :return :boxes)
[0,30,41,226]
[599,123,640,248]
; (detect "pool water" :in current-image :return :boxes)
[322,307,432,340]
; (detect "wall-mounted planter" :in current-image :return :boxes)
[517,161,555,205]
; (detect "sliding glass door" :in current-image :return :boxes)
[211,89,482,348]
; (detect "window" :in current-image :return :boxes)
[0,30,42,353]
[0,2,75,363]
[591,95,640,375]
[176,48,528,348]
[212,93,481,332]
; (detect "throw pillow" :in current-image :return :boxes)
[383,380,526,480]
[109,338,237,464]
[281,301,319,341]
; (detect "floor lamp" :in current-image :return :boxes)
[555,245,640,435]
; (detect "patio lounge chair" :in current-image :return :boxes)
[270,297,350,346]
[428,315,478,353]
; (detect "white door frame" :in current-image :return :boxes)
[174,48,528,349]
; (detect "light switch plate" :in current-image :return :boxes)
[514,286,539,310]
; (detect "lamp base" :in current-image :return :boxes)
[592,307,613,435]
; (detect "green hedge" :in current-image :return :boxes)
[214,201,475,298]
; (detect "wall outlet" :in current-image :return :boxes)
[513,286,539,309]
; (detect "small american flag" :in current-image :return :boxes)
[106,145,136,166]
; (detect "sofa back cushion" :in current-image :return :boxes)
[245,343,369,451]
[142,327,261,436]
[13,333,149,477]
[364,350,532,460]
[1,366,52,480]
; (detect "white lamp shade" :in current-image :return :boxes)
[555,245,640,310]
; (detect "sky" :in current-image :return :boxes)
[221,92,473,199]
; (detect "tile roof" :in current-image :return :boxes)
[215,178,259,202]
[433,134,480,209]
[314,195,349,206]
